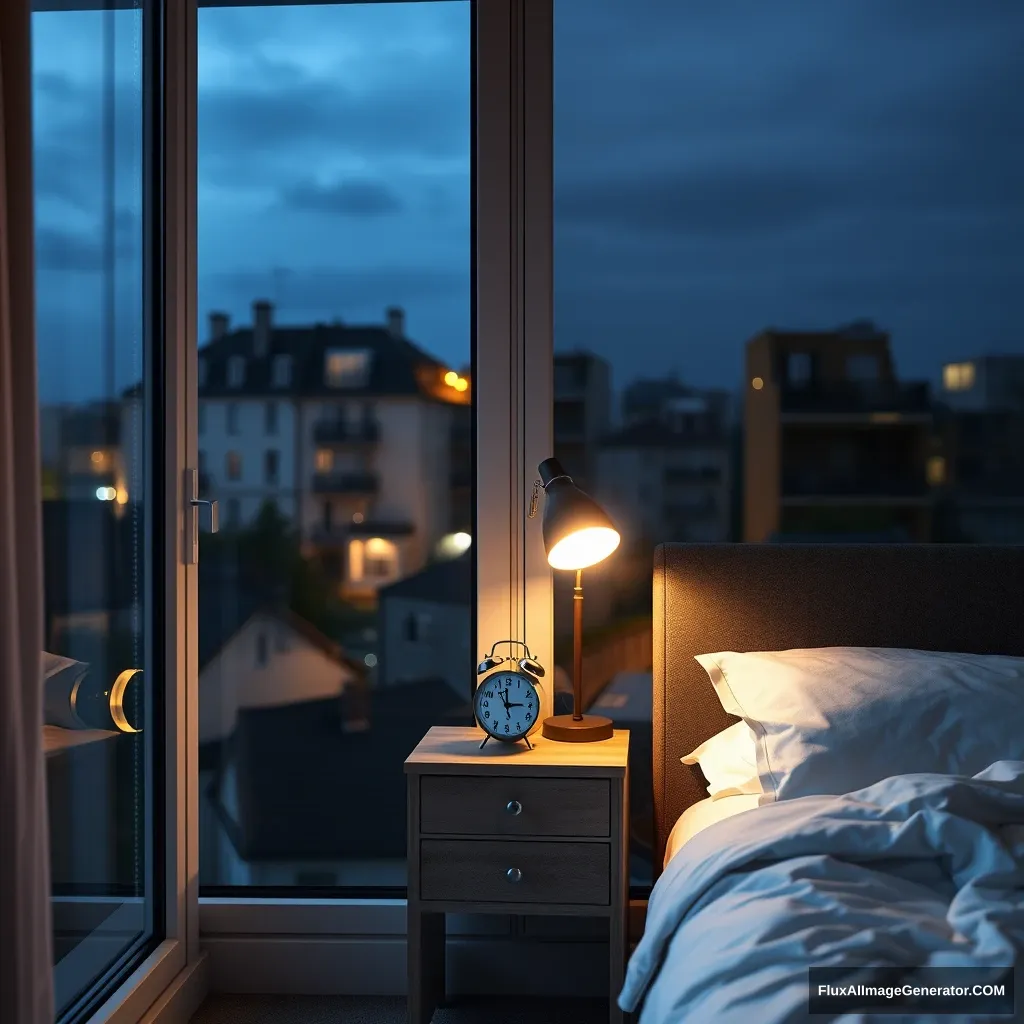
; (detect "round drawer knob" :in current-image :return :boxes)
[506,867,522,883]
[505,799,523,816]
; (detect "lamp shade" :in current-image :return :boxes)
[538,458,620,570]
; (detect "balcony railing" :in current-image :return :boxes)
[782,471,931,499]
[311,471,378,495]
[780,381,931,416]
[313,419,380,444]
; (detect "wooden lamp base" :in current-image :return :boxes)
[541,713,614,742]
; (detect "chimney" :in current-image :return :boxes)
[386,305,405,339]
[209,311,229,341]
[253,300,273,358]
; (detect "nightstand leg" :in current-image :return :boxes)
[408,908,445,1024]
[609,908,626,1024]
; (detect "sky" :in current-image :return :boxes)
[31,1,1024,404]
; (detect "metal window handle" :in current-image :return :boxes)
[505,799,523,816]
[506,867,522,883]
[191,497,219,534]
[184,468,218,564]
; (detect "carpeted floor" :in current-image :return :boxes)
[190,994,610,1023]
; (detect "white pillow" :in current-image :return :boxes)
[696,647,1024,804]
[681,721,761,799]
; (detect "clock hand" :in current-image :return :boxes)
[507,702,524,708]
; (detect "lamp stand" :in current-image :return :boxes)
[542,569,614,742]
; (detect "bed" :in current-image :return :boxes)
[622,543,1024,1022]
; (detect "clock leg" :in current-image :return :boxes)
[408,908,445,1024]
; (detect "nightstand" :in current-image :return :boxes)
[405,725,630,1024]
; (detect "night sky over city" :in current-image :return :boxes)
[30,1,1024,404]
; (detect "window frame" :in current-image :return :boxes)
[82,0,568,1014]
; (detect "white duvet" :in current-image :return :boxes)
[622,761,1024,1023]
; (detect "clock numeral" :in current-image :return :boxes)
[481,700,488,707]
[504,723,510,733]
[525,713,531,721]
[484,711,490,719]
[484,691,493,698]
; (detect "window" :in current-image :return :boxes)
[228,355,246,388]
[846,354,879,383]
[265,400,278,435]
[405,612,432,642]
[325,348,371,388]
[364,536,399,579]
[553,0,1024,887]
[314,447,333,473]
[33,3,163,1013]
[226,403,238,435]
[272,354,292,388]
[226,451,242,480]
[264,449,279,486]
[786,352,813,387]
[197,0,472,891]
[944,362,976,392]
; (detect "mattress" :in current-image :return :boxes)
[663,793,761,868]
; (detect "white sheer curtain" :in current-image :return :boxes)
[0,1,55,1020]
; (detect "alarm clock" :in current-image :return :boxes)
[474,640,545,750]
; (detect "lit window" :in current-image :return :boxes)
[325,349,371,388]
[272,354,292,388]
[226,451,242,480]
[943,362,976,392]
[348,538,365,582]
[926,456,947,485]
[315,448,333,472]
[365,536,398,579]
[227,356,246,388]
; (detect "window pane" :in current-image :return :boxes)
[554,2,1024,886]
[197,1,472,889]
[34,1,161,1015]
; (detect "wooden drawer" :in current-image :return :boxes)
[419,775,609,837]
[420,839,609,905]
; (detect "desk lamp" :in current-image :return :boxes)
[532,458,620,742]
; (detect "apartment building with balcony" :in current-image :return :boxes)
[937,354,1024,542]
[197,301,470,605]
[553,350,612,493]
[744,322,936,542]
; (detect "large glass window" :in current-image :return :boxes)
[554,2,1024,885]
[34,0,162,1017]
[196,0,473,890]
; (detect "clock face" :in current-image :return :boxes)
[474,671,540,740]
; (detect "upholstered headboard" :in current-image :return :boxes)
[652,543,1024,874]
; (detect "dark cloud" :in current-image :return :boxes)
[198,57,468,190]
[552,0,1024,385]
[280,178,403,217]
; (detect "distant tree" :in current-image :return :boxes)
[200,500,356,637]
